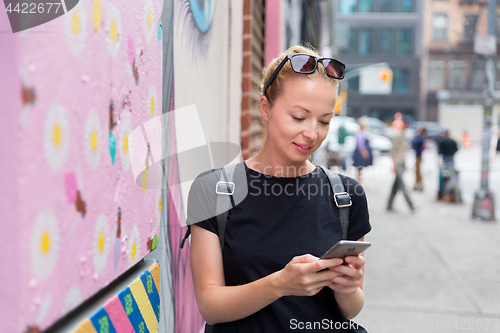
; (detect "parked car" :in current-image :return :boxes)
[358,116,388,136]
[320,116,392,155]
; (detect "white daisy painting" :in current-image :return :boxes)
[144,0,155,42]
[119,119,131,171]
[105,4,122,58]
[84,110,102,170]
[155,189,162,227]
[91,0,103,33]
[61,287,82,315]
[31,211,60,280]
[43,104,70,171]
[148,85,157,118]
[93,214,111,274]
[65,1,88,56]
[127,225,141,267]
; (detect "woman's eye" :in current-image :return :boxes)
[292,116,304,121]
[320,121,330,125]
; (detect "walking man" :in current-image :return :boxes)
[387,113,415,212]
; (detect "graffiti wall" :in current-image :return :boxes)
[0,0,243,332]
[162,1,243,332]
[0,0,163,331]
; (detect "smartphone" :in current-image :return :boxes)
[320,240,371,260]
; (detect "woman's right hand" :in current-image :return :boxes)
[275,254,344,297]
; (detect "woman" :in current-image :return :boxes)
[187,45,371,332]
[352,121,373,183]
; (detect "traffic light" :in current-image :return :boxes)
[334,91,347,115]
[379,69,393,84]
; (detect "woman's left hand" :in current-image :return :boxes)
[327,255,365,294]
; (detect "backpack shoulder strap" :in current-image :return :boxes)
[215,162,239,250]
[317,166,351,240]
[179,162,239,249]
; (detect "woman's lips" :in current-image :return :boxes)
[293,142,312,153]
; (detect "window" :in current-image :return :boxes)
[379,0,395,11]
[359,0,375,12]
[470,57,485,90]
[433,14,448,40]
[396,29,413,54]
[348,76,360,93]
[428,60,446,90]
[379,29,394,53]
[463,15,478,43]
[397,0,414,12]
[358,29,374,55]
[393,68,410,94]
[343,28,357,54]
[339,0,357,14]
[448,60,467,90]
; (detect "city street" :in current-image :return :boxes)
[345,145,500,332]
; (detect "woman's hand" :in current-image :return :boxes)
[328,255,365,294]
[276,254,344,297]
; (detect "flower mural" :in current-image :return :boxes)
[93,214,111,274]
[119,119,132,171]
[43,104,70,171]
[65,1,88,56]
[84,110,102,170]
[105,4,122,57]
[62,287,82,315]
[31,211,60,280]
[149,85,157,118]
[127,225,141,267]
[144,0,156,42]
[92,0,103,32]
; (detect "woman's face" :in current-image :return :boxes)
[261,74,337,166]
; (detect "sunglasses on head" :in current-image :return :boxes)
[263,53,346,97]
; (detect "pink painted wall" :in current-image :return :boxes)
[0,0,163,331]
[265,0,284,65]
[0,10,21,332]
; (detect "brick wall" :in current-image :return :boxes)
[241,0,265,159]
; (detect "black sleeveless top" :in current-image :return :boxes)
[187,163,371,332]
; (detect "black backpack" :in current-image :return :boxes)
[180,162,352,250]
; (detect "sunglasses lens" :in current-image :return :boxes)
[291,55,316,73]
[322,59,345,79]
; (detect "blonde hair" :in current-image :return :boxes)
[260,45,340,106]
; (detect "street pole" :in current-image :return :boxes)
[472,0,497,221]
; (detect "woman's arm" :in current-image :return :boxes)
[190,224,344,325]
[329,236,367,319]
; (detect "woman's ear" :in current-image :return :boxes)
[260,96,270,122]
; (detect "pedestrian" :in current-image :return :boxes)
[411,127,427,191]
[438,129,458,166]
[387,112,415,212]
[187,45,371,332]
[352,120,373,183]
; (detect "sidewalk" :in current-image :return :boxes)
[346,146,500,333]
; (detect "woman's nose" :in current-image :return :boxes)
[302,122,318,141]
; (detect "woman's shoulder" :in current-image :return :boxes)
[190,168,221,193]
[337,173,365,198]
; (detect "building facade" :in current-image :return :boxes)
[332,0,424,123]
[422,0,500,137]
